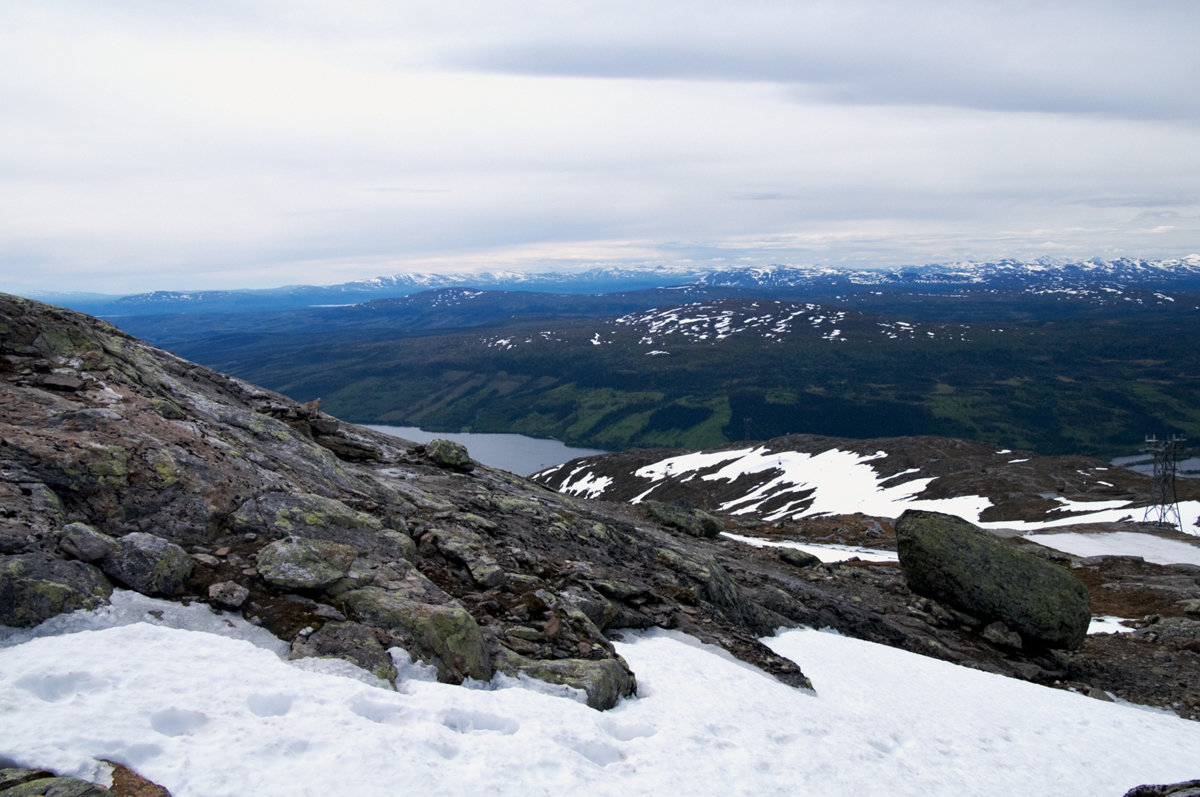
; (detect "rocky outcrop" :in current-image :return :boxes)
[639,500,723,538]
[895,509,1091,649]
[341,585,491,683]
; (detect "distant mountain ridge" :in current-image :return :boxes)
[31,256,1200,317]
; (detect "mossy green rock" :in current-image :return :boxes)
[640,500,723,538]
[494,649,637,710]
[340,586,491,683]
[896,509,1091,650]
[0,553,113,627]
[256,536,357,590]
[423,439,474,472]
[231,492,387,550]
[100,532,193,596]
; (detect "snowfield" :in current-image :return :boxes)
[601,445,1200,536]
[3,593,1200,797]
[1025,531,1200,566]
[2,588,1200,792]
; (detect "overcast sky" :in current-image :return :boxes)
[2,1,1199,295]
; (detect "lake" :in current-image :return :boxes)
[366,425,608,477]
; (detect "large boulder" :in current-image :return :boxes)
[422,439,474,472]
[895,509,1091,650]
[100,532,193,596]
[0,552,113,627]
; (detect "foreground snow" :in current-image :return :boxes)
[2,596,1199,796]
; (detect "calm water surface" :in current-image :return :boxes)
[367,425,608,477]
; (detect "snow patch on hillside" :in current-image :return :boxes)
[631,446,991,522]
[598,446,1200,535]
[3,598,1200,796]
[1024,531,1200,566]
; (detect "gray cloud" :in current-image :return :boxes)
[445,2,1200,122]
[0,0,1197,295]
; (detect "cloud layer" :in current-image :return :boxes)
[2,0,1198,293]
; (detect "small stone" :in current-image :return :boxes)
[208,580,250,608]
[191,553,220,567]
[215,546,232,557]
[981,620,1023,650]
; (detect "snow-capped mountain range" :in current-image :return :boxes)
[30,256,1200,316]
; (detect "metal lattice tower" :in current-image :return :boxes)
[1142,434,1185,533]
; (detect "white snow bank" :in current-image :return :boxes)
[721,531,897,563]
[1024,531,1200,566]
[3,607,1200,796]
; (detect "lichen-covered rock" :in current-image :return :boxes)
[640,500,723,538]
[423,525,504,588]
[230,492,388,551]
[493,648,637,710]
[207,580,250,608]
[100,532,193,596]
[422,439,474,472]
[0,768,114,796]
[0,552,113,627]
[896,509,1091,650]
[256,536,357,590]
[340,585,491,683]
[289,620,398,683]
[57,522,119,563]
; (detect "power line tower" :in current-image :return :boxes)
[1142,434,1185,533]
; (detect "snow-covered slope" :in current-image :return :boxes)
[534,436,1200,536]
[3,593,1199,797]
